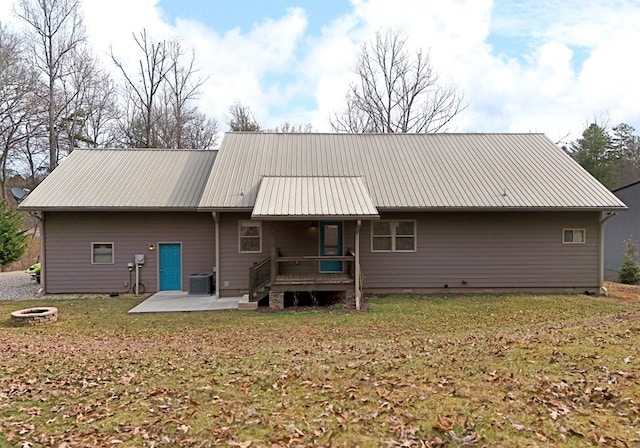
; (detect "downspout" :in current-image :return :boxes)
[212,212,220,298]
[39,212,45,293]
[600,211,616,294]
[355,219,361,311]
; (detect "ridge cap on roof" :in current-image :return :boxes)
[73,147,216,152]
[261,175,363,178]
[223,131,546,136]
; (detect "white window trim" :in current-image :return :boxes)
[91,242,114,264]
[371,220,417,252]
[562,228,586,244]
[239,220,262,253]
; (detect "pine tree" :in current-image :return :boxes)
[618,239,640,284]
[0,200,28,269]
[569,123,616,189]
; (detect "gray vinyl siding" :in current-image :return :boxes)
[218,211,600,296]
[218,213,355,296]
[604,184,639,272]
[359,211,601,291]
[43,211,215,294]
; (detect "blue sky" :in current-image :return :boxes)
[158,0,352,37]
[1,0,639,141]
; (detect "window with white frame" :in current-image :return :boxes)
[239,221,262,253]
[372,220,416,252]
[92,242,114,264]
[563,228,585,244]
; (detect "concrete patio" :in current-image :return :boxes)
[128,291,249,313]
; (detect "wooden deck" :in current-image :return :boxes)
[249,251,356,297]
[271,272,353,292]
[274,272,352,285]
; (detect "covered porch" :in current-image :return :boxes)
[246,176,379,310]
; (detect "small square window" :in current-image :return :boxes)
[239,221,262,253]
[92,243,114,264]
[563,229,585,244]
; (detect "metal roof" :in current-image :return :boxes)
[20,149,217,211]
[199,133,626,211]
[252,176,379,220]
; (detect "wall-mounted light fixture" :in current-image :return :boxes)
[310,221,318,229]
[148,244,155,251]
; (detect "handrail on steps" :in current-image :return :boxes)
[249,256,272,301]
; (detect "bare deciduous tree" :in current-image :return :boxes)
[0,24,44,197]
[57,53,119,150]
[181,111,219,149]
[112,31,217,149]
[16,0,86,171]
[227,101,260,132]
[111,29,174,148]
[273,121,313,133]
[80,69,119,148]
[331,30,465,134]
[164,41,206,148]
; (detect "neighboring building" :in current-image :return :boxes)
[20,133,626,308]
[604,181,639,278]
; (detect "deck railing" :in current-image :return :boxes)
[248,248,356,302]
[248,256,271,300]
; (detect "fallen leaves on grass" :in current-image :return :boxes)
[1,294,639,446]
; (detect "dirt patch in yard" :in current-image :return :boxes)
[604,281,640,302]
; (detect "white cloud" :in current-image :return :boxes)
[172,7,308,127]
[579,29,640,126]
[484,0,640,137]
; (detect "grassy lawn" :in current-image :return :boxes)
[1,292,639,447]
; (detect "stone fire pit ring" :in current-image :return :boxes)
[11,307,58,326]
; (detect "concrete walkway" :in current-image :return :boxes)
[128,291,243,313]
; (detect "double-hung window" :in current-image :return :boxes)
[92,242,114,264]
[371,220,416,252]
[239,221,262,253]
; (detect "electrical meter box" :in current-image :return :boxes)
[135,254,145,265]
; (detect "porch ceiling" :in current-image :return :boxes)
[251,176,379,220]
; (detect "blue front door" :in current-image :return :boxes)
[159,243,181,290]
[320,222,343,273]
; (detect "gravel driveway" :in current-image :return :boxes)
[0,271,42,301]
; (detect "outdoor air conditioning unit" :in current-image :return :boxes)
[188,273,213,296]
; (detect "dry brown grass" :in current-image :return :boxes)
[605,281,640,302]
[1,293,639,447]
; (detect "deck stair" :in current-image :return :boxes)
[237,294,258,310]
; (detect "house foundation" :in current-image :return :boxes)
[269,291,284,310]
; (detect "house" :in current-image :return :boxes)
[604,180,639,278]
[20,133,626,309]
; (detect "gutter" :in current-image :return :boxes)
[39,212,45,293]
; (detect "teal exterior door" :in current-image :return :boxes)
[159,243,182,290]
[319,222,343,272]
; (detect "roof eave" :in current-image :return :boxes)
[19,206,201,212]
[251,214,380,221]
[375,205,628,212]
